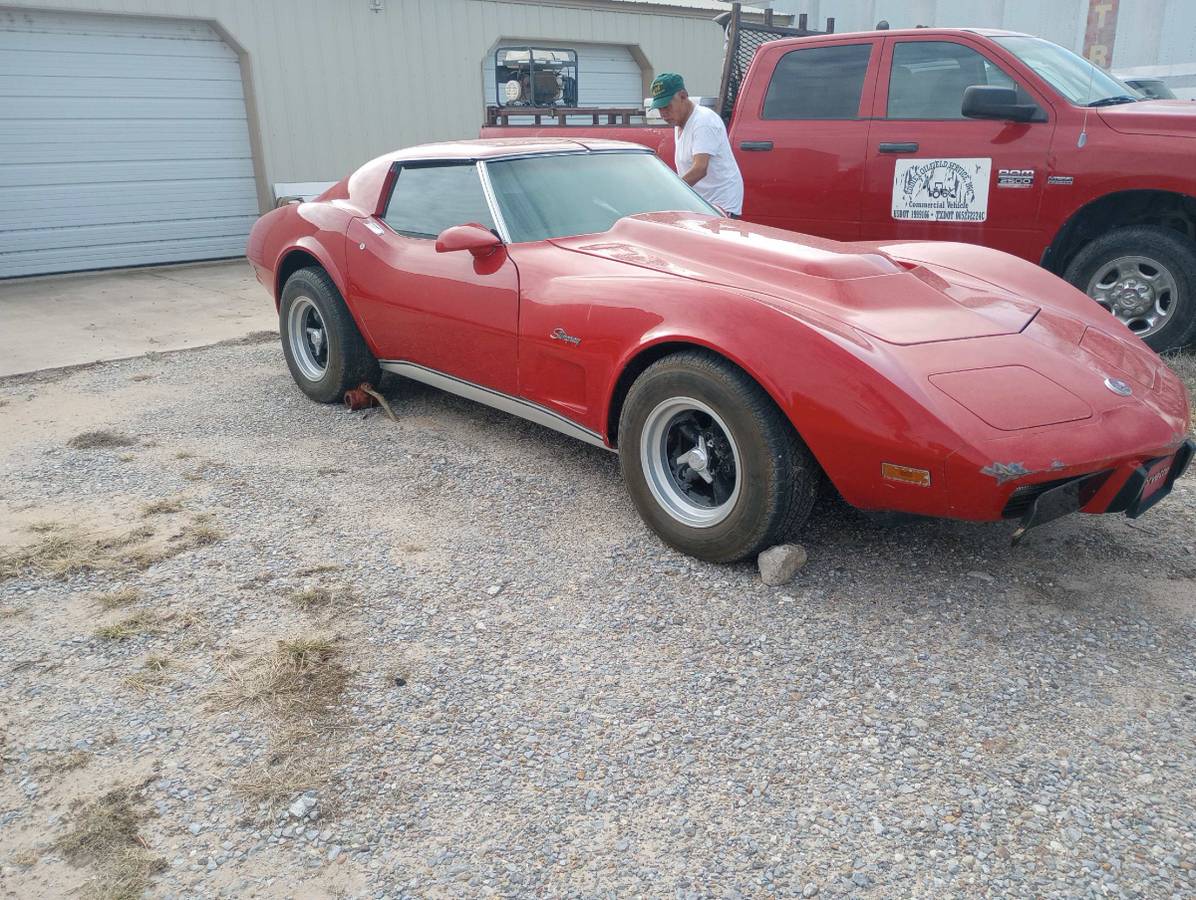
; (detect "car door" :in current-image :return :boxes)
[345,161,520,395]
[732,38,881,241]
[861,36,1056,261]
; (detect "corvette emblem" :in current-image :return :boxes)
[550,327,581,346]
[1104,377,1132,397]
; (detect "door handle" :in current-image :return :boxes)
[879,142,919,153]
[739,140,773,151]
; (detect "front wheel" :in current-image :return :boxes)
[1063,225,1196,352]
[618,351,819,563]
[279,267,380,403]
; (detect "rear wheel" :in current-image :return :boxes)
[618,351,819,563]
[1063,225,1196,352]
[279,267,380,403]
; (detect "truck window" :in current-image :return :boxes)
[887,41,1035,120]
[762,44,873,120]
[381,164,496,239]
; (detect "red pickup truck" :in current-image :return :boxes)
[482,25,1196,352]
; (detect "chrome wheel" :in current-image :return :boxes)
[287,296,328,382]
[1087,255,1178,338]
[640,397,741,528]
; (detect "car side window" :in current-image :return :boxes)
[887,41,1041,120]
[382,164,496,239]
[762,43,873,120]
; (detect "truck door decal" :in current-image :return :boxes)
[891,158,992,223]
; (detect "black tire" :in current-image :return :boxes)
[617,350,819,563]
[279,267,380,404]
[1063,224,1196,352]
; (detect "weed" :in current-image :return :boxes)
[95,588,140,611]
[124,656,174,692]
[174,521,223,549]
[36,749,92,774]
[140,498,183,517]
[10,847,40,866]
[297,563,340,577]
[26,521,63,534]
[67,431,137,450]
[0,526,154,582]
[289,583,356,612]
[215,635,348,722]
[95,612,158,641]
[1,606,27,619]
[174,451,195,460]
[53,787,164,900]
[130,374,153,382]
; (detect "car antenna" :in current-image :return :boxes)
[1078,50,1098,148]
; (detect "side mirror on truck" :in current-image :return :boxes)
[962,85,1039,122]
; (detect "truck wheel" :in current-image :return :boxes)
[1063,225,1196,352]
[279,267,380,404]
[617,351,819,563]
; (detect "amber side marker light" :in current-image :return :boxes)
[881,463,932,487]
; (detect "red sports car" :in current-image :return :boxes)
[247,138,1192,562]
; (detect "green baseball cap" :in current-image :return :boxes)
[649,72,685,108]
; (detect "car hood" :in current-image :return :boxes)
[1097,99,1196,138]
[550,213,1040,345]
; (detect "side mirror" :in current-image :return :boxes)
[962,85,1038,122]
[435,223,502,258]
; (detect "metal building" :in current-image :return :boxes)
[0,0,751,279]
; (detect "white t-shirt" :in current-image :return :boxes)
[674,103,744,215]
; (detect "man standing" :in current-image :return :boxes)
[650,72,744,218]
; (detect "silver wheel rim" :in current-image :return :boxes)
[1087,255,1179,338]
[640,396,741,528]
[287,296,328,382]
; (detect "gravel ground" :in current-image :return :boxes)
[1,337,1194,899]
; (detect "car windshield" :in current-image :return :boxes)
[485,151,717,243]
[993,35,1139,107]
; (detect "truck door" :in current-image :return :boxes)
[861,36,1056,261]
[732,38,881,241]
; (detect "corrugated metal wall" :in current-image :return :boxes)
[0,0,728,207]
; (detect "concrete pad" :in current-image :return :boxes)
[0,260,278,377]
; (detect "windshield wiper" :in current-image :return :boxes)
[1087,95,1140,107]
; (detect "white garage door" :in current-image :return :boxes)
[484,41,643,109]
[0,10,260,279]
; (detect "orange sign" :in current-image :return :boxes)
[1082,0,1120,67]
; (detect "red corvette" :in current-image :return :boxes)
[247,138,1192,562]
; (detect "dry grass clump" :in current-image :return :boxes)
[67,430,137,450]
[36,749,92,774]
[235,755,322,809]
[176,521,223,548]
[0,526,154,582]
[124,655,174,692]
[140,497,183,517]
[95,611,159,641]
[289,583,356,612]
[53,787,164,900]
[94,588,140,611]
[1,605,28,619]
[296,563,340,577]
[215,635,349,722]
